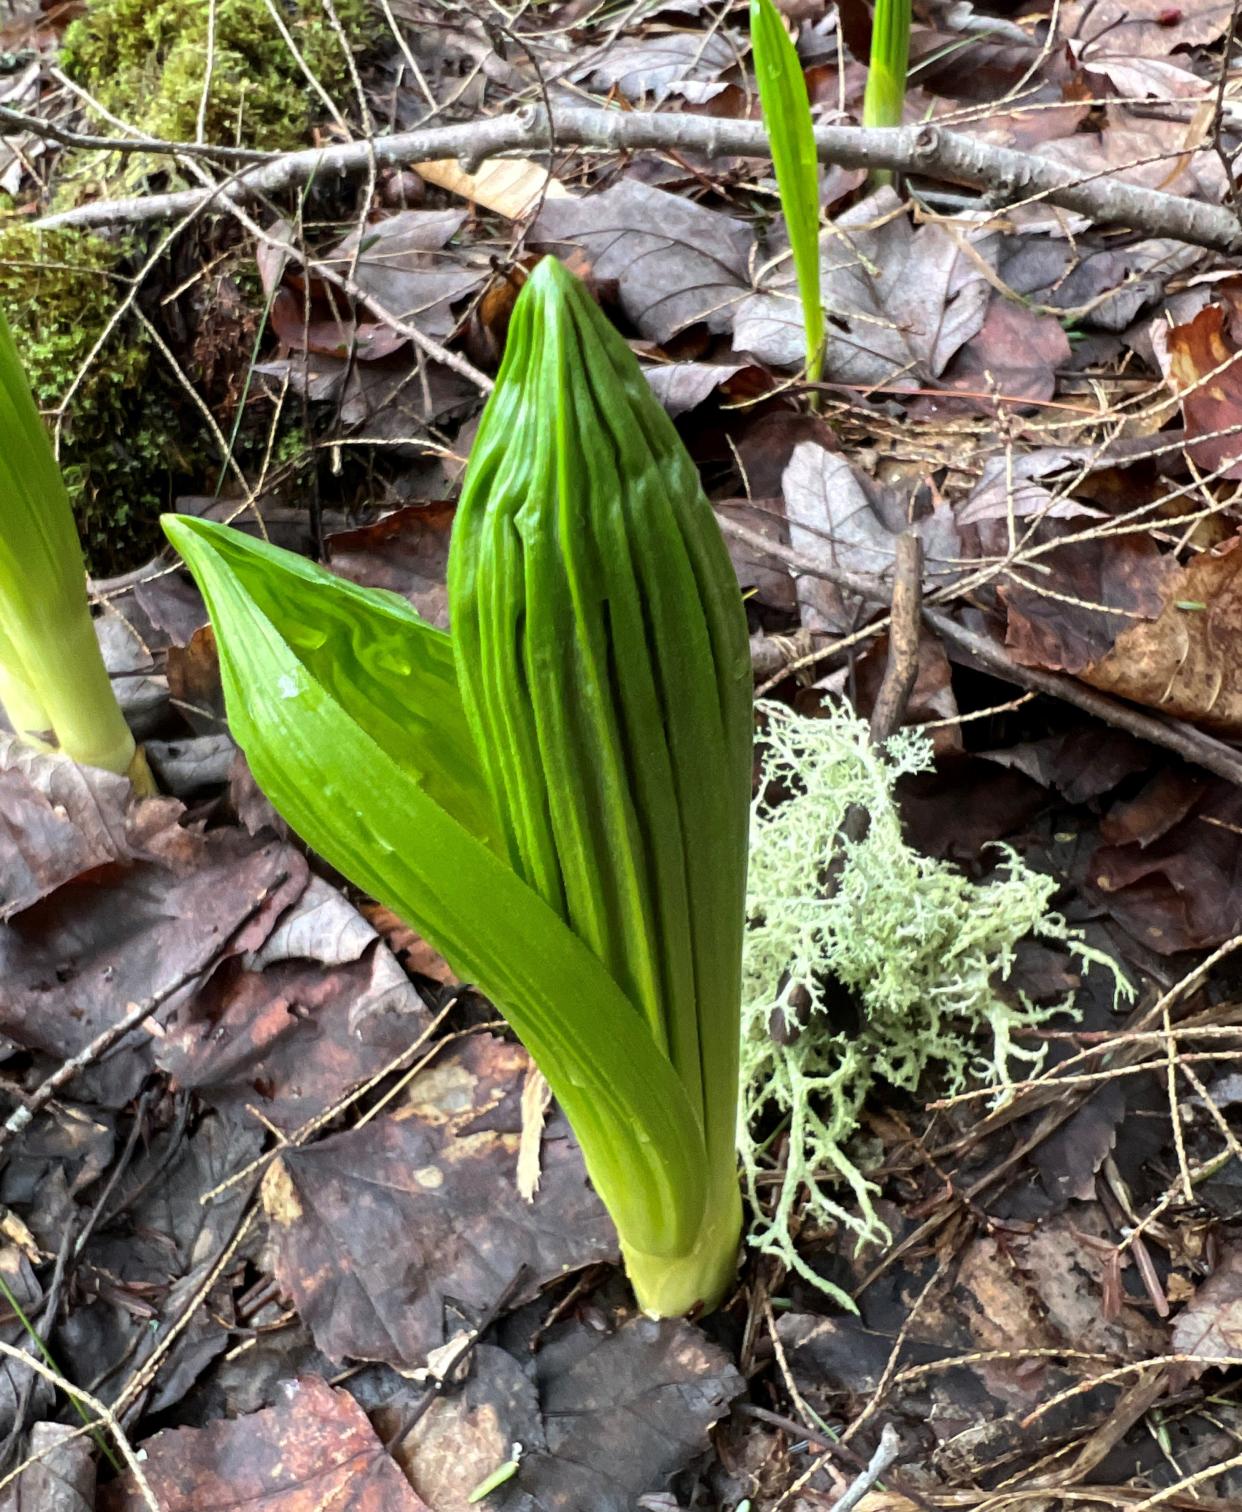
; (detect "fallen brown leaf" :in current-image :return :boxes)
[1157,299,1242,480]
[100,1374,431,1511]
[264,1035,616,1367]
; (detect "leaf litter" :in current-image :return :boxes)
[3,0,1242,1505]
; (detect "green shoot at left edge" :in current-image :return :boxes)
[0,308,151,789]
[749,0,825,393]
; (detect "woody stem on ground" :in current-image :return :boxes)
[30,105,1242,255]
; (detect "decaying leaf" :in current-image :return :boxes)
[1171,1245,1242,1370]
[0,1422,94,1512]
[1084,537,1242,731]
[734,189,992,387]
[324,503,455,630]
[533,181,754,341]
[156,876,428,1129]
[1156,296,1242,480]
[100,1374,431,1511]
[264,1036,616,1367]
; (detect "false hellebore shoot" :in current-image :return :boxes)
[864,0,913,137]
[163,257,754,1318]
[749,0,825,391]
[0,308,150,789]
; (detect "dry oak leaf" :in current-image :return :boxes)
[1084,535,1242,734]
[1171,1245,1242,1372]
[1155,299,1242,480]
[100,1374,430,1511]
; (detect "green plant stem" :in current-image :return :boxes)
[621,1166,742,1317]
[0,304,141,781]
[863,0,912,186]
[0,647,52,749]
[26,601,138,774]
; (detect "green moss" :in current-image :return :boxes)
[0,225,193,575]
[61,0,377,167]
[739,703,1132,1307]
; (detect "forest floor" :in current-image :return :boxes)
[3,0,1242,1508]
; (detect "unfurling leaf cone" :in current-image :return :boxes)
[163,257,752,1319]
[449,257,753,1314]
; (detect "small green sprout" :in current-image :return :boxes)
[749,0,825,391]
[863,0,913,136]
[467,1446,522,1503]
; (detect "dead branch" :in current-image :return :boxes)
[34,104,1242,254]
[870,531,924,744]
[718,515,1242,787]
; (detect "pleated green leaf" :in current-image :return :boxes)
[160,519,496,848]
[162,512,710,1260]
[448,257,753,1198]
[750,0,824,386]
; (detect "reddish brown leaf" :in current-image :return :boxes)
[325,503,455,629]
[269,286,409,361]
[101,1375,430,1511]
[1081,538,1242,731]
[1000,528,1175,677]
[922,297,1072,417]
[1090,778,1242,951]
[1159,301,1242,480]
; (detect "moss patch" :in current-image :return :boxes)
[740,702,1131,1306]
[0,225,196,575]
[61,0,377,160]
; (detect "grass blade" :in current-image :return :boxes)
[750,0,825,387]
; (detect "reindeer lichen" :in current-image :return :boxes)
[740,702,1130,1306]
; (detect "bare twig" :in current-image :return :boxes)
[830,1423,902,1512]
[34,105,1242,253]
[718,516,1242,786]
[869,531,924,743]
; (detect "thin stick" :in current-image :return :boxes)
[34,105,1242,254]
[830,1423,902,1512]
[870,531,923,743]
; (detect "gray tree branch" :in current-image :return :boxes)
[35,104,1242,253]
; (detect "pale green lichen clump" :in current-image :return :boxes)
[740,702,1131,1306]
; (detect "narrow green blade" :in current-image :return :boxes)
[750,0,825,386]
[163,513,708,1257]
[863,0,912,130]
